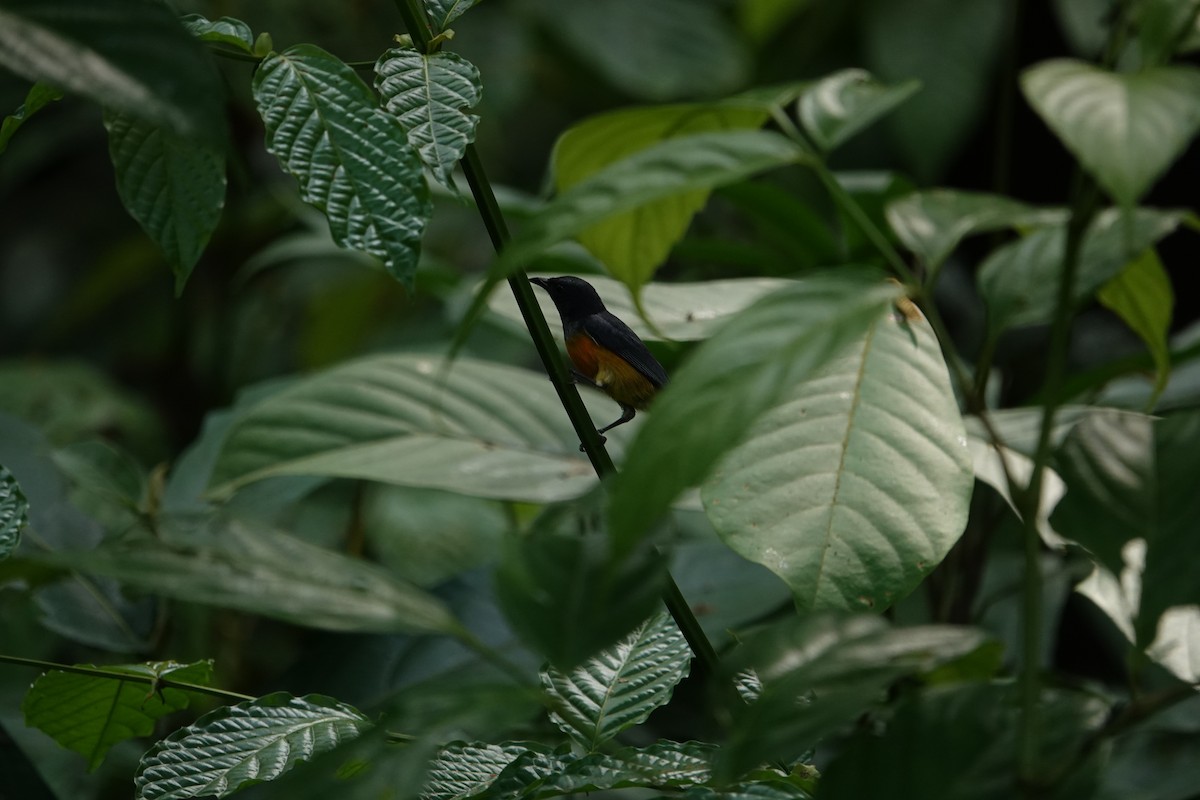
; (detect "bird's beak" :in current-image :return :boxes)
[529,276,547,288]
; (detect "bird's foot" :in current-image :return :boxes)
[578,433,607,452]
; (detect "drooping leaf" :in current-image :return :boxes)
[885,189,1066,269]
[0,82,62,154]
[179,13,255,53]
[32,514,460,636]
[967,436,1067,549]
[608,270,903,558]
[977,207,1183,333]
[798,68,920,152]
[703,303,973,610]
[541,611,691,750]
[207,354,628,504]
[1022,59,1200,205]
[552,103,772,294]
[490,275,789,341]
[134,693,373,800]
[1097,248,1174,402]
[716,613,991,780]
[496,493,669,668]
[252,44,431,284]
[425,0,482,31]
[495,130,807,289]
[0,0,225,142]
[22,661,213,771]
[103,110,226,293]
[0,464,27,560]
[375,46,482,190]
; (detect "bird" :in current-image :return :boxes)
[530,275,668,443]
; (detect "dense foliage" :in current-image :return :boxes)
[2,1,1199,798]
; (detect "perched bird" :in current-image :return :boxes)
[530,275,668,441]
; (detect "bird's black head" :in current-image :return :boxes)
[529,275,608,318]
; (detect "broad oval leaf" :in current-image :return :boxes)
[423,741,545,800]
[375,46,482,190]
[798,68,920,153]
[253,45,431,285]
[497,130,806,284]
[0,0,224,142]
[608,269,903,557]
[22,661,213,771]
[0,464,27,560]
[885,189,1066,269]
[489,275,790,341]
[104,111,226,293]
[179,14,255,53]
[208,354,629,503]
[425,0,481,31]
[703,305,973,610]
[1097,248,1174,402]
[1022,59,1200,205]
[134,693,372,800]
[977,207,1183,333]
[541,611,691,751]
[552,103,771,293]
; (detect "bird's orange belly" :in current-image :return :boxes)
[567,334,657,410]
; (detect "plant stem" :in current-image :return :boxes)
[390,0,719,675]
[0,653,255,702]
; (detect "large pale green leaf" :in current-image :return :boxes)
[253,45,431,284]
[552,104,771,293]
[134,693,372,800]
[22,661,212,771]
[496,130,806,287]
[425,0,481,31]
[103,111,226,293]
[1021,59,1200,205]
[798,68,920,153]
[525,0,750,101]
[496,494,668,668]
[703,305,973,610]
[541,611,691,751]
[375,46,482,190]
[0,464,27,560]
[607,270,903,558]
[1051,410,1200,644]
[33,514,460,635]
[977,207,1183,332]
[0,82,62,154]
[179,14,255,54]
[208,354,629,503]
[1097,248,1174,402]
[885,189,1066,269]
[0,0,224,142]
[489,275,789,341]
[716,614,991,780]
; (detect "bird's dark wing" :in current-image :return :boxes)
[583,312,669,388]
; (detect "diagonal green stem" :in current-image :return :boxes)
[0,653,254,702]
[391,0,719,676]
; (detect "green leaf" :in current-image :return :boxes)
[32,514,460,635]
[0,464,27,560]
[423,741,546,800]
[134,693,373,800]
[208,354,626,504]
[716,613,991,780]
[977,207,1183,333]
[819,683,1109,800]
[703,304,973,611]
[490,275,790,342]
[179,13,255,53]
[552,104,772,294]
[738,0,813,43]
[968,436,1066,548]
[496,494,668,668]
[0,82,62,155]
[886,189,1066,269]
[497,130,806,290]
[103,111,226,293]
[608,269,903,558]
[541,611,691,750]
[1132,0,1200,66]
[375,46,482,191]
[22,661,212,771]
[252,45,431,285]
[0,0,225,143]
[1021,59,1200,205]
[425,0,481,31]
[798,68,920,153]
[1097,248,1174,403]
